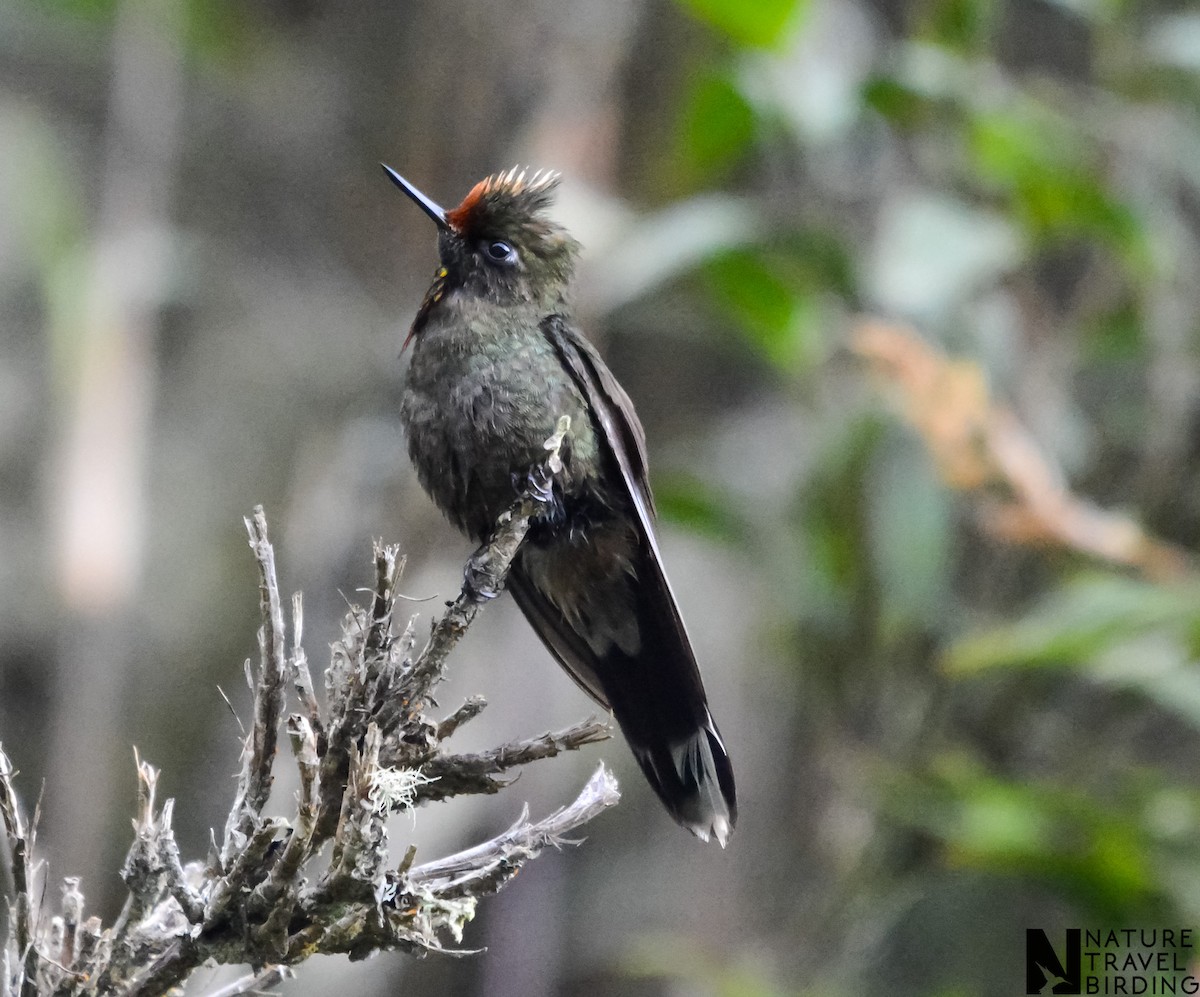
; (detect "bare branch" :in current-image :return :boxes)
[436,696,488,741]
[221,507,289,867]
[0,746,31,957]
[409,764,621,898]
[410,719,613,801]
[0,431,617,993]
[288,593,324,746]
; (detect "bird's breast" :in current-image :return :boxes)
[401,302,602,538]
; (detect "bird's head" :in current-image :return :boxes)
[384,164,579,308]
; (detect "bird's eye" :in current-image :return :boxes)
[483,239,517,265]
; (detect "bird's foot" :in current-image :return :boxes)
[530,462,557,505]
[463,546,501,603]
[514,465,563,530]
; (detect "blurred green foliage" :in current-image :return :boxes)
[678,76,757,182]
[674,0,807,49]
[661,0,1200,990]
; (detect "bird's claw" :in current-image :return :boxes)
[463,548,501,603]
[510,464,560,525]
[526,463,555,505]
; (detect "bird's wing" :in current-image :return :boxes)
[529,315,735,843]
[503,312,667,713]
[532,312,699,677]
[540,314,655,517]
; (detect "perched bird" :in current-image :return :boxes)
[384,164,736,845]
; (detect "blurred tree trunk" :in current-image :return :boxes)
[47,0,184,887]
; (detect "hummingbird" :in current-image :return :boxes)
[383,164,736,845]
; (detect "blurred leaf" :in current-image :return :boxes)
[676,74,756,182]
[862,76,937,130]
[889,756,1167,921]
[655,472,749,543]
[780,228,858,299]
[945,574,1200,675]
[673,0,807,49]
[951,778,1053,857]
[950,574,1200,731]
[702,242,849,370]
[921,0,997,51]
[968,108,1146,262]
[735,9,870,143]
[968,108,1076,192]
[704,249,815,369]
[1088,633,1200,730]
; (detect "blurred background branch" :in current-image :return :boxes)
[854,319,1195,582]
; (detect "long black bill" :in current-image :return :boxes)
[381,164,450,231]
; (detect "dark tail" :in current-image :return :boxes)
[610,536,737,844]
[509,546,738,845]
[606,666,737,845]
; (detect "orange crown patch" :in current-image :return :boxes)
[445,166,562,234]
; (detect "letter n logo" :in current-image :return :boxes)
[1026,928,1081,994]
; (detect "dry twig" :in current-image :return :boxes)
[1,431,618,995]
